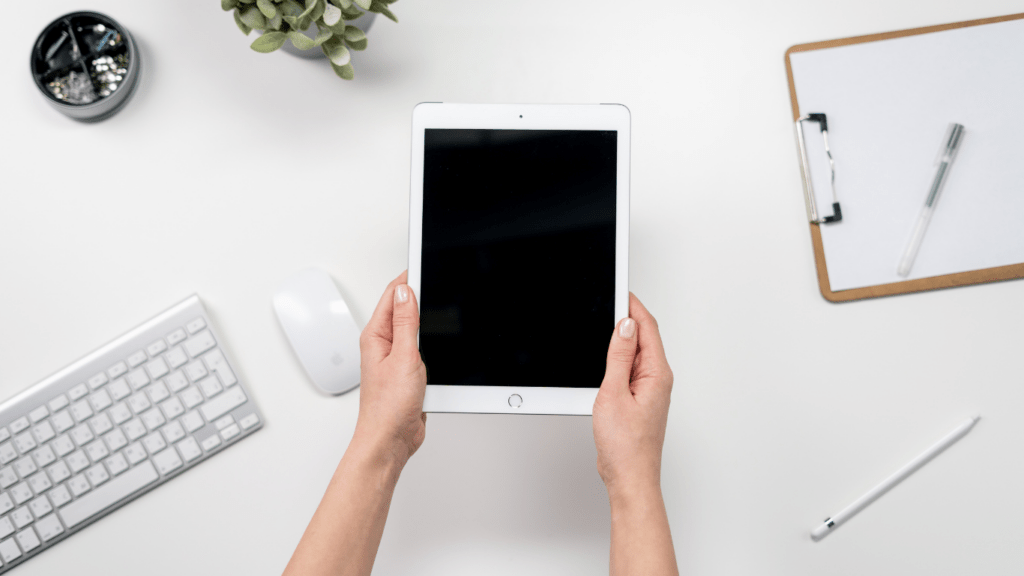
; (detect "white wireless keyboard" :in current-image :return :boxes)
[0,296,263,572]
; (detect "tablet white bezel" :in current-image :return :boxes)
[408,103,630,415]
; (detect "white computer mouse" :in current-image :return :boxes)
[273,267,361,395]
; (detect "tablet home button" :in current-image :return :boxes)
[508,394,523,408]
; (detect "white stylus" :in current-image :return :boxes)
[810,416,980,542]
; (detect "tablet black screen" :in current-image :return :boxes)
[420,129,617,388]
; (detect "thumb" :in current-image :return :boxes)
[390,284,420,358]
[600,317,637,396]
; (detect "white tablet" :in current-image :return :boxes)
[408,103,630,415]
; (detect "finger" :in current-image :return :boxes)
[361,271,408,361]
[390,283,420,358]
[629,293,668,367]
[599,317,638,397]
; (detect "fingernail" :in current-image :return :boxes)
[395,284,409,304]
[619,318,636,338]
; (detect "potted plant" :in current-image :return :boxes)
[221,0,398,79]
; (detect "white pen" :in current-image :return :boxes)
[811,416,980,542]
[897,123,966,277]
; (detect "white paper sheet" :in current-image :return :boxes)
[790,18,1024,292]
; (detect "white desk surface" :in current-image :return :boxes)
[2,1,1022,574]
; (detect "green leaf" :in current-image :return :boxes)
[251,31,287,52]
[280,0,304,16]
[256,0,276,18]
[331,62,355,80]
[331,0,353,9]
[239,6,267,29]
[341,6,364,19]
[326,18,347,34]
[343,25,365,42]
[287,30,317,50]
[221,0,239,11]
[346,37,367,51]
[309,0,326,25]
[234,9,252,34]
[312,25,333,46]
[323,38,351,65]
[322,2,342,25]
[238,0,255,3]
[268,10,283,30]
[368,0,397,22]
[353,0,371,9]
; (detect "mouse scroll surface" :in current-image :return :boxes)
[273,268,361,395]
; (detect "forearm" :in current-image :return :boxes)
[607,481,679,576]
[283,438,406,576]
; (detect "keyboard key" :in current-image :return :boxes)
[32,445,56,468]
[166,328,187,346]
[0,428,9,443]
[184,330,216,358]
[127,368,150,390]
[14,457,36,478]
[124,443,147,465]
[184,361,208,383]
[160,398,185,421]
[70,424,94,446]
[85,440,109,462]
[239,413,260,430]
[51,410,74,433]
[59,461,158,529]
[28,406,49,423]
[109,402,132,425]
[46,461,71,484]
[105,453,128,477]
[48,485,71,508]
[13,432,36,454]
[123,419,147,441]
[89,389,113,412]
[28,471,51,493]
[200,382,246,424]
[11,508,33,529]
[0,468,16,489]
[103,429,128,452]
[48,395,69,412]
[29,495,52,518]
[186,317,206,334]
[108,378,132,401]
[0,517,12,539]
[165,347,188,369]
[16,527,40,552]
[127,393,151,414]
[66,451,90,473]
[90,413,114,436]
[85,464,110,487]
[0,444,16,465]
[32,421,55,444]
[145,358,169,380]
[147,382,170,404]
[181,411,204,433]
[162,421,185,444]
[34,514,63,542]
[70,400,93,422]
[68,384,89,401]
[88,372,109,390]
[0,537,21,562]
[180,387,204,409]
[68,475,91,497]
[200,375,223,399]
[51,435,75,457]
[107,361,128,379]
[152,449,182,475]
[11,483,33,505]
[0,493,12,514]
[141,409,166,431]
[9,418,29,435]
[147,339,168,357]
[203,349,238,387]
[214,415,234,430]
[177,438,202,463]
[201,435,221,451]
[142,433,167,455]
[127,350,148,368]
[220,423,241,441]
[165,371,189,392]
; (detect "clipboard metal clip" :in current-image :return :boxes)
[796,113,843,224]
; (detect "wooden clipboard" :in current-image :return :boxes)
[784,12,1024,303]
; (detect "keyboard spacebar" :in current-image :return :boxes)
[59,462,159,529]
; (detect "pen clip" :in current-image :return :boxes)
[795,113,842,224]
[936,123,965,165]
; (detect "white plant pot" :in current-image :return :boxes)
[278,11,375,59]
